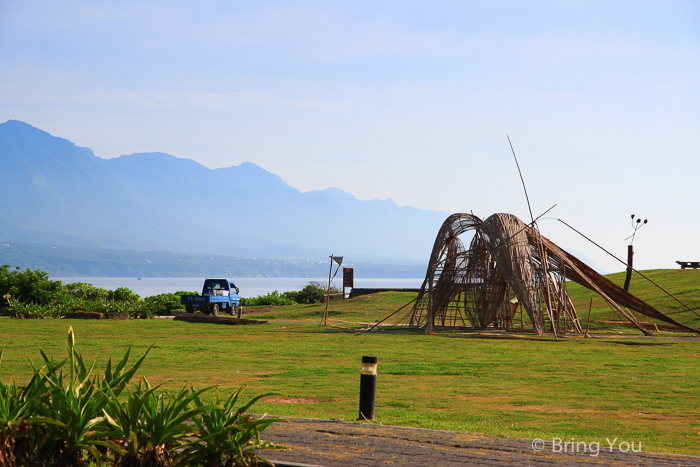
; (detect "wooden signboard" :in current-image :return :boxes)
[343,267,354,298]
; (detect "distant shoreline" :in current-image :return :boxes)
[48,276,426,298]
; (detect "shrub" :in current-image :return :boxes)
[0,327,282,467]
[240,290,296,307]
[283,281,342,305]
[1,266,348,320]
[239,282,343,307]
[0,265,63,307]
[62,282,109,302]
[2,294,52,319]
[0,327,151,466]
[106,287,138,302]
[143,292,186,316]
[0,266,164,320]
[179,388,282,467]
[283,281,323,304]
[122,297,153,320]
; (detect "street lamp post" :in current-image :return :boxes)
[623,214,648,292]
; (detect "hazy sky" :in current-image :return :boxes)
[1,1,698,272]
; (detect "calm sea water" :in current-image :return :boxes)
[49,276,424,298]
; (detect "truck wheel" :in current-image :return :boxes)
[227,305,235,316]
[186,305,194,314]
[210,303,220,316]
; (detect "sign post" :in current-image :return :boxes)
[343,267,354,299]
[322,255,343,325]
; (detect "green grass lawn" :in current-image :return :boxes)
[249,269,700,331]
[1,269,698,456]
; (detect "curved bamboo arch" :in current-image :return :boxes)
[409,213,699,336]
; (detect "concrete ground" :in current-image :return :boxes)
[259,418,699,467]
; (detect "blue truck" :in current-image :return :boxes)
[180,279,241,317]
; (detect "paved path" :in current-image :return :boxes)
[260,418,699,467]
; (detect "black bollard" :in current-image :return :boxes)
[358,355,377,420]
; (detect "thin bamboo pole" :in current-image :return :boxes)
[585,297,593,337]
[519,297,524,330]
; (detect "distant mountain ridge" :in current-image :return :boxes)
[0,120,448,266]
[0,241,426,278]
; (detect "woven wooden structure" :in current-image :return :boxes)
[408,213,699,336]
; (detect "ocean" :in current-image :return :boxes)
[49,276,424,298]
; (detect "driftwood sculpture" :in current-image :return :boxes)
[408,213,699,336]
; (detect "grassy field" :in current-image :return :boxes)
[1,269,699,456]
[248,268,700,331]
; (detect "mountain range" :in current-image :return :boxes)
[0,120,448,272]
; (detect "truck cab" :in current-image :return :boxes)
[203,278,239,297]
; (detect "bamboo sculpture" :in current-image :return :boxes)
[408,213,699,336]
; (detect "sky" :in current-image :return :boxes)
[1,0,698,273]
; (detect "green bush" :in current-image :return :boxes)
[141,291,195,316]
[281,281,341,305]
[0,265,63,307]
[240,290,297,307]
[143,293,181,315]
[283,281,331,304]
[0,265,162,319]
[1,266,343,319]
[106,287,138,302]
[238,281,342,307]
[62,282,109,302]
[2,294,53,319]
[0,327,282,467]
[180,388,282,467]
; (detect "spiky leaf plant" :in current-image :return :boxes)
[106,378,220,467]
[25,327,151,466]
[0,349,50,467]
[1,328,281,466]
[178,388,284,467]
